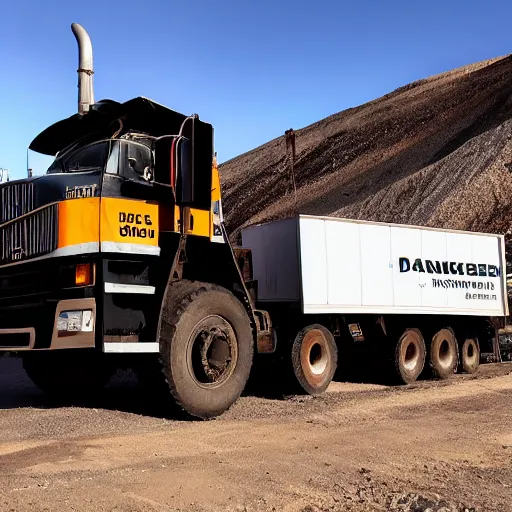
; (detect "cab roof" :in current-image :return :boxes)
[29,97,211,156]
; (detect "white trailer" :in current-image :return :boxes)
[241,215,508,392]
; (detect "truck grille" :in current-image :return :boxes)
[0,204,58,265]
[0,182,35,224]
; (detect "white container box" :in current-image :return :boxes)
[241,215,509,317]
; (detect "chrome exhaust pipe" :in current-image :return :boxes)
[71,23,95,114]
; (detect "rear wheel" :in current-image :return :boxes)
[460,337,480,374]
[429,328,458,379]
[157,281,254,419]
[22,349,113,401]
[291,324,337,395]
[394,328,426,384]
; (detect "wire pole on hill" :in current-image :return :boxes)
[285,128,297,212]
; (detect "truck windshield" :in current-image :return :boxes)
[47,141,110,174]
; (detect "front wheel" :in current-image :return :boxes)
[158,281,254,419]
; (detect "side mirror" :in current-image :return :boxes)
[153,116,213,210]
[175,137,193,204]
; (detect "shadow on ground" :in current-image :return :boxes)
[0,352,390,419]
[0,355,193,420]
[1,354,508,422]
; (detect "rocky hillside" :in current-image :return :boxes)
[219,55,512,263]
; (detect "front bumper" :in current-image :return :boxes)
[0,298,96,351]
[0,257,97,351]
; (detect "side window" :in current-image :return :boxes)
[105,141,120,175]
[119,141,152,180]
[212,200,222,236]
[65,143,109,172]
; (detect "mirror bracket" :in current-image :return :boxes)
[142,166,153,182]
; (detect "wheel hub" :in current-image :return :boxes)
[199,326,232,382]
[403,340,419,371]
[189,315,238,388]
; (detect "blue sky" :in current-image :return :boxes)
[1,0,511,180]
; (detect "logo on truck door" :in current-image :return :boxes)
[119,212,155,239]
[100,197,159,247]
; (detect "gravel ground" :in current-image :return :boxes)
[1,356,511,511]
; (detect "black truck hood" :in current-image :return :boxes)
[29,97,193,156]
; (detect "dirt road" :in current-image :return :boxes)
[0,356,511,512]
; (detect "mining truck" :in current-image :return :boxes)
[0,23,277,419]
[0,23,509,419]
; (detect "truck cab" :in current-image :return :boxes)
[0,96,226,353]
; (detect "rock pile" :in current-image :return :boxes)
[220,55,512,270]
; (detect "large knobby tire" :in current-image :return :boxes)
[394,328,426,384]
[460,337,480,374]
[429,328,458,379]
[291,324,337,395]
[21,349,113,401]
[158,281,254,419]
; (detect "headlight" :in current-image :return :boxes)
[57,310,94,334]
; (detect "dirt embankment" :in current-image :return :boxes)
[219,55,512,255]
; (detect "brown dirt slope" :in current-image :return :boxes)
[219,55,512,251]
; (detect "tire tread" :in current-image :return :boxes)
[156,279,254,419]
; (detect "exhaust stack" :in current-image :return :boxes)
[71,23,95,114]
